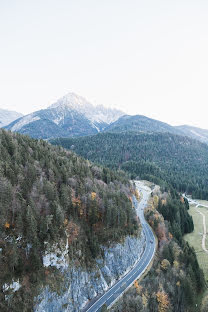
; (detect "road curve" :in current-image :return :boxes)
[84,181,156,312]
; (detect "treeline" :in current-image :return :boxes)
[51,132,208,199]
[0,129,139,311]
[157,197,194,242]
[111,193,205,312]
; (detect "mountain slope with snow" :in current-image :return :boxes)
[0,108,23,128]
[49,92,124,124]
[5,93,124,139]
[175,125,208,144]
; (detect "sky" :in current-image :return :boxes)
[1,0,208,128]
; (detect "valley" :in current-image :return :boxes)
[0,93,208,311]
[2,1,208,310]
[52,132,208,199]
[185,199,208,281]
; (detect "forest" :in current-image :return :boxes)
[111,192,205,312]
[52,132,207,311]
[0,128,206,311]
[51,132,208,199]
[0,129,139,311]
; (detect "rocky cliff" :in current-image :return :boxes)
[34,232,145,312]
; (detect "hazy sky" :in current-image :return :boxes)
[1,0,208,128]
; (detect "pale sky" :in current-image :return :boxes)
[1,0,208,129]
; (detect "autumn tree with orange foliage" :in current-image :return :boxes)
[156,291,170,312]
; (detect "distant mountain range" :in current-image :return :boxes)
[5,93,124,139]
[0,108,23,128]
[104,115,208,144]
[2,92,208,144]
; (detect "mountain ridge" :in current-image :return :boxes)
[5,93,124,139]
[104,114,183,135]
[175,124,208,144]
[3,93,208,144]
[0,108,23,128]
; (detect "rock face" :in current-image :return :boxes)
[34,232,145,312]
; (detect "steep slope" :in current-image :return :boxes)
[0,108,23,127]
[5,93,124,139]
[51,132,208,199]
[5,108,99,139]
[111,188,204,312]
[104,114,183,135]
[0,129,139,311]
[176,124,208,144]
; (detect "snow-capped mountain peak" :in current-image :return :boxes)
[5,92,125,139]
[49,92,124,124]
[49,92,93,110]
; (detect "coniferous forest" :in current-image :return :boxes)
[0,128,206,311]
[51,131,207,311]
[51,132,208,199]
[0,129,138,310]
[112,192,205,312]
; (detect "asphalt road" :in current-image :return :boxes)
[85,181,156,312]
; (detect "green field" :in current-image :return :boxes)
[184,203,208,281]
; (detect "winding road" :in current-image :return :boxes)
[84,181,156,312]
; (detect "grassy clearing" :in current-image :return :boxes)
[184,203,208,281]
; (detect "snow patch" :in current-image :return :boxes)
[53,116,63,125]
[91,122,100,132]
[11,114,40,131]
[190,129,207,140]
[48,92,124,125]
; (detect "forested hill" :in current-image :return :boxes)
[104,114,182,135]
[0,129,138,310]
[51,132,208,199]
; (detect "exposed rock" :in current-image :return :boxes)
[34,232,145,312]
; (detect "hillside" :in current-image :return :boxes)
[104,114,182,135]
[51,132,208,199]
[111,188,204,312]
[176,125,208,144]
[0,129,205,311]
[0,108,23,128]
[5,93,124,139]
[0,129,138,310]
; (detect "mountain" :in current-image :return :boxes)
[175,124,208,144]
[51,132,208,199]
[0,128,138,310]
[104,114,183,135]
[5,93,124,139]
[0,108,23,128]
[49,92,123,125]
[0,129,204,312]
